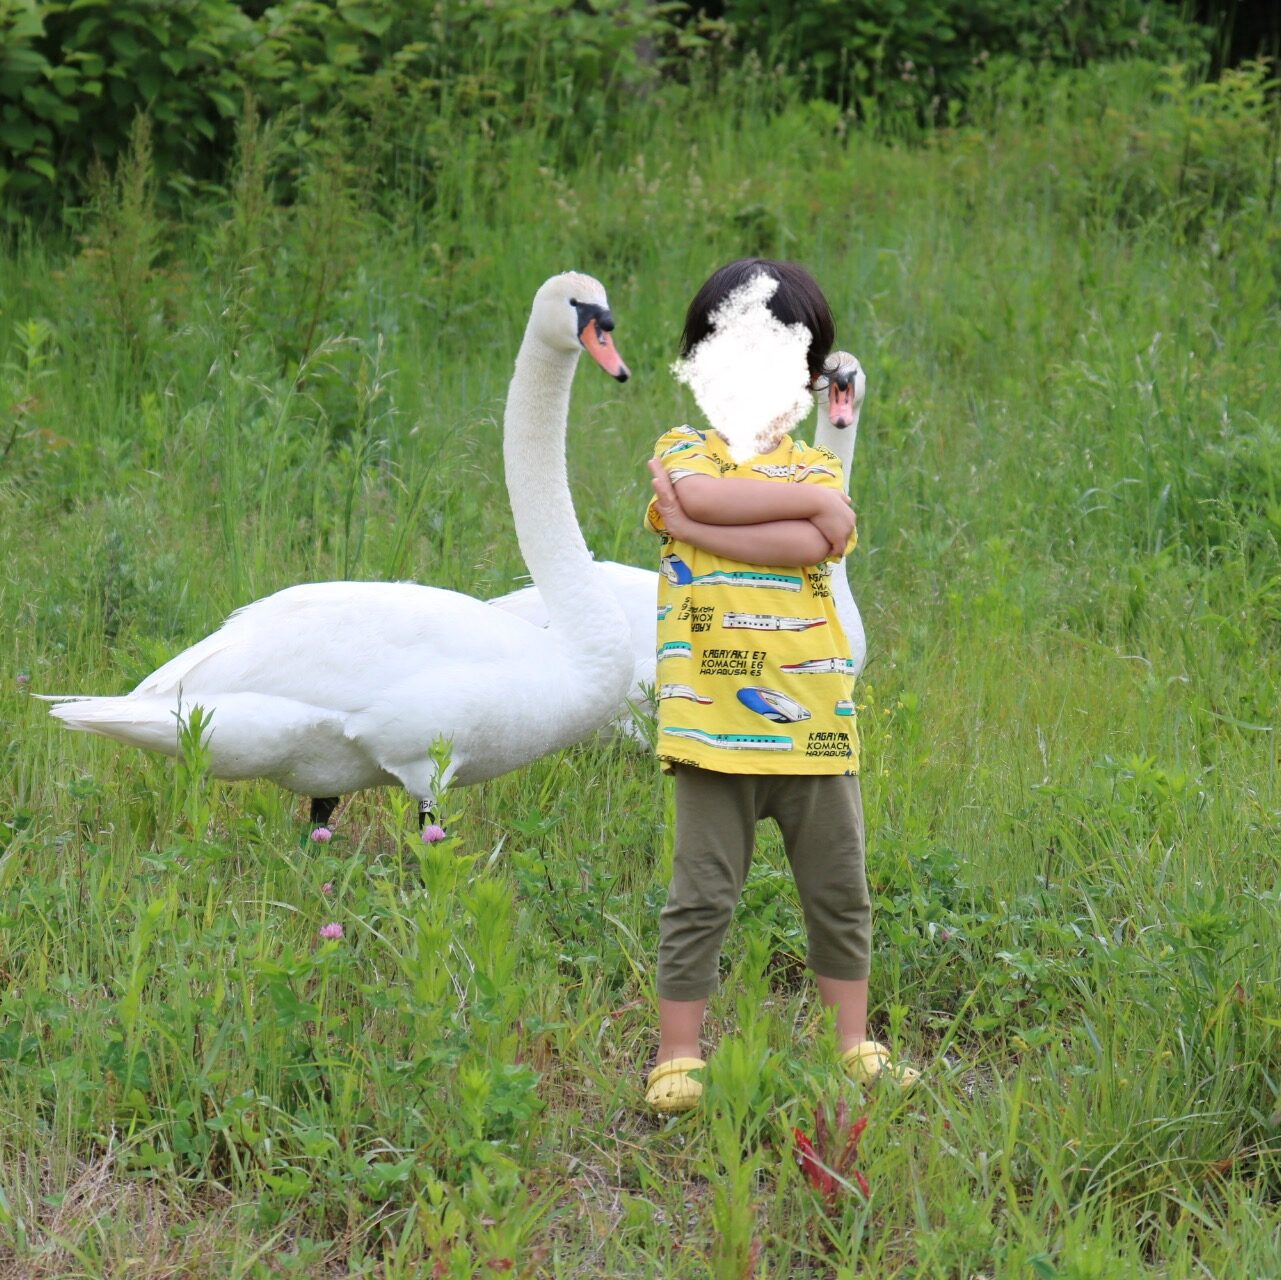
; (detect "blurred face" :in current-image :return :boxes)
[672,274,812,460]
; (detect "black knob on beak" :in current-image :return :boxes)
[574,300,611,334]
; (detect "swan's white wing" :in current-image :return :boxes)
[131,625,250,696]
[487,579,549,628]
[80,580,558,796]
[46,691,382,793]
[132,581,539,712]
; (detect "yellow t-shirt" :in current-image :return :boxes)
[646,425,860,775]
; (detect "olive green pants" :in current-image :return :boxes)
[657,766,872,1001]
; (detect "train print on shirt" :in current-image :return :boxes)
[646,426,860,775]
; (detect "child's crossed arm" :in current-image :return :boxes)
[647,459,854,567]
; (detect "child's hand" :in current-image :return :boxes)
[810,488,856,558]
[648,459,693,538]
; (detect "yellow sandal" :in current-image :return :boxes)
[842,1041,920,1089]
[645,1057,706,1113]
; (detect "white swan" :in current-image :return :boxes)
[488,350,869,735]
[43,273,635,825]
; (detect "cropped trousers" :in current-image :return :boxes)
[657,765,872,1001]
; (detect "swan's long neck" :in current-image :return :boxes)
[814,390,866,671]
[813,393,861,584]
[503,333,630,699]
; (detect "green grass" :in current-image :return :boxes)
[1,57,1279,1277]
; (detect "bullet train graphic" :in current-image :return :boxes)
[780,656,856,675]
[698,569,802,591]
[722,611,827,632]
[657,641,692,662]
[663,727,793,752]
[657,603,672,621]
[835,700,856,716]
[660,555,695,585]
[736,687,812,723]
[660,556,801,592]
[660,684,713,704]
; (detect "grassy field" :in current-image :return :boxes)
[1,57,1279,1277]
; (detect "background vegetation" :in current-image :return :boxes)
[1,7,1279,1277]
[0,0,1233,213]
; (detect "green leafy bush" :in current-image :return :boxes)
[242,0,678,121]
[714,0,1210,121]
[1,0,1224,215]
[0,0,252,209]
[1,0,681,214]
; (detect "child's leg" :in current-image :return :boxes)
[767,774,872,1052]
[815,975,869,1053]
[656,766,760,1065]
[657,996,707,1063]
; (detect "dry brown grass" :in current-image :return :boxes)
[0,1144,242,1279]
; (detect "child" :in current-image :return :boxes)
[643,258,917,1112]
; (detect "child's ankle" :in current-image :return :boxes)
[656,1042,702,1064]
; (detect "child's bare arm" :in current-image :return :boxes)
[673,473,850,526]
[678,517,831,566]
[648,461,833,566]
[670,471,854,557]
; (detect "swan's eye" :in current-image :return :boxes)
[568,297,578,306]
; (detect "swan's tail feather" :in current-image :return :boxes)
[44,695,181,756]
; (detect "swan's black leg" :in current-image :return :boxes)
[310,796,339,827]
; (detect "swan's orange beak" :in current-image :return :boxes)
[577,306,630,382]
[827,377,855,428]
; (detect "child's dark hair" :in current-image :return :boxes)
[679,258,836,384]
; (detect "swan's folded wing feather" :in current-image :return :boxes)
[486,581,550,628]
[131,630,244,697]
[126,581,542,713]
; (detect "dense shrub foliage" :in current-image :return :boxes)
[709,0,1210,118]
[0,0,1222,214]
[0,0,253,203]
[2,0,679,212]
